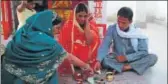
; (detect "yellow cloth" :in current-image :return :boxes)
[17,8,36,30]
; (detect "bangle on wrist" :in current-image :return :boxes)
[81,64,90,70]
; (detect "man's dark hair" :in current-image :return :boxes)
[75,3,88,14]
[117,7,133,21]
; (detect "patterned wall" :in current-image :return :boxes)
[48,0,88,22]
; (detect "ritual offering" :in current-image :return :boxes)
[106,72,114,82]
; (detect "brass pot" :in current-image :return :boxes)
[106,72,114,82]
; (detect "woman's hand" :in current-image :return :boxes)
[67,53,93,73]
[85,13,93,28]
[81,64,94,74]
[84,13,94,45]
[94,61,101,72]
[81,64,94,77]
[87,13,94,22]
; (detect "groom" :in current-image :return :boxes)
[94,7,157,75]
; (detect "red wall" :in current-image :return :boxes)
[1,1,13,40]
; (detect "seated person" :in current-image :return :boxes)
[58,2,100,69]
[1,10,93,84]
[94,7,157,75]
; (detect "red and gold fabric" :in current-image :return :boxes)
[58,4,100,69]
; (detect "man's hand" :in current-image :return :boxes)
[17,1,27,12]
[21,1,27,5]
[94,61,101,72]
[116,56,127,62]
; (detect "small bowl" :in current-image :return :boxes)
[106,72,114,82]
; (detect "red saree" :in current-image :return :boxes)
[58,10,100,68]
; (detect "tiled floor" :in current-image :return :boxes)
[142,23,167,84]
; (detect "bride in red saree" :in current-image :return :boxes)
[58,2,100,69]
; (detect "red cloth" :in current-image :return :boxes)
[58,11,100,68]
